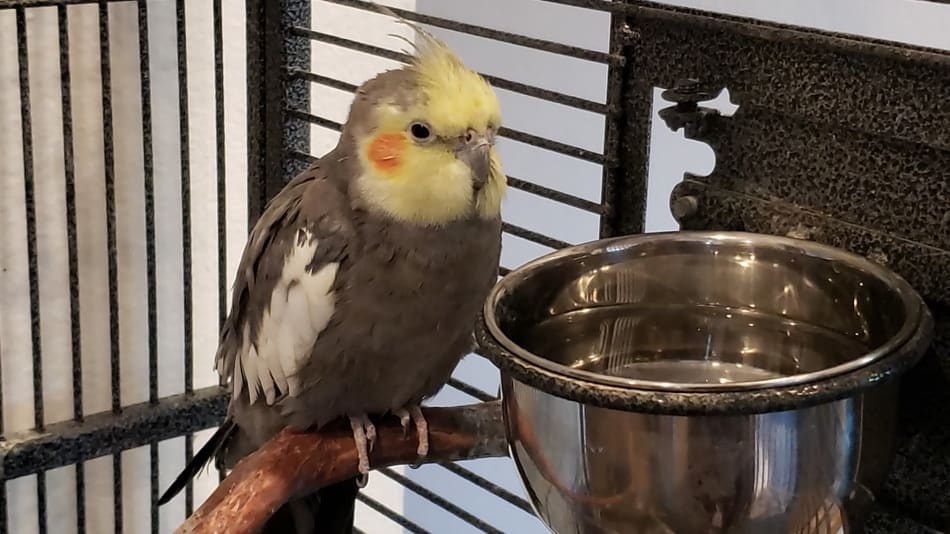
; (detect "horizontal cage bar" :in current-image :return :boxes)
[505,176,603,214]
[437,462,534,515]
[447,378,497,403]
[379,467,505,534]
[322,0,621,66]
[356,493,431,534]
[0,387,228,481]
[502,222,572,249]
[290,27,609,114]
[287,107,605,164]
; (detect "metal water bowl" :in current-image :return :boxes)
[477,231,933,534]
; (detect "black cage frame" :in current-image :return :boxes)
[0,0,948,532]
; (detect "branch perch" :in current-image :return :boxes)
[176,401,507,534]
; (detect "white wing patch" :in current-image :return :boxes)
[234,229,339,405]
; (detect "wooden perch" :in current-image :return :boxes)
[176,401,507,534]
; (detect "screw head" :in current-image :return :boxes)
[661,79,717,104]
[671,195,699,220]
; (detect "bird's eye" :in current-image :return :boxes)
[408,121,433,142]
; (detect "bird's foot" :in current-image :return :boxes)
[394,405,429,467]
[348,413,376,488]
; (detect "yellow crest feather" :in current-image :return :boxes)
[372,2,502,135]
[355,2,506,225]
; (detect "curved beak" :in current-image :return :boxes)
[456,132,492,191]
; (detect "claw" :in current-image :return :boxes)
[356,472,369,488]
[394,405,429,465]
[409,405,429,458]
[394,408,412,438]
[348,414,376,481]
[365,420,377,452]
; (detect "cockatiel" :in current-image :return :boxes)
[158,16,505,534]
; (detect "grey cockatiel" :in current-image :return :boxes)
[159,18,506,534]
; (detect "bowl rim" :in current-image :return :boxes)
[483,230,926,393]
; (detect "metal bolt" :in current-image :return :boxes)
[671,195,699,220]
[675,78,702,94]
[785,224,814,241]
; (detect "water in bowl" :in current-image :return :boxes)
[519,303,870,385]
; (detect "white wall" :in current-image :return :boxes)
[0,1,947,533]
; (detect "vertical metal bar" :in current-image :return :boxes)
[137,0,157,407]
[149,444,158,534]
[97,1,123,531]
[599,16,625,237]
[17,7,48,534]
[16,5,43,435]
[183,433,194,514]
[175,0,197,513]
[58,1,82,426]
[603,5,651,237]
[112,454,122,534]
[245,0,264,225]
[57,5,87,533]
[97,0,120,416]
[36,475,47,534]
[282,0,311,178]
[213,0,227,331]
[600,13,644,237]
[135,1,159,530]
[74,463,85,534]
[212,0,228,483]
[245,0,287,226]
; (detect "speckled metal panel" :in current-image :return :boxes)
[246,0,290,225]
[690,110,950,252]
[617,3,950,532]
[627,4,950,151]
[283,0,311,179]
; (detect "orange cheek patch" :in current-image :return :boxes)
[367,133,407,174]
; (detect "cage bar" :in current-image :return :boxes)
[15,6,51,533]
[438,462,534,515]
[213,0,227,333]
[356,493,431,534]
[134,1,160,527]
[174,0,198,514]
[290,26,608,113]
[326,0,618,64]
[379,467,505,534]
[55,5,87,532]
[446,378,496,403]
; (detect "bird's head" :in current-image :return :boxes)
[342,25,505,227]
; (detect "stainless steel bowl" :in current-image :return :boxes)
[478,231,933,534]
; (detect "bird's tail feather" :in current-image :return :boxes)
[157,417,237,505]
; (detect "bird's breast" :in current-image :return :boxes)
[339,217,500,351]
